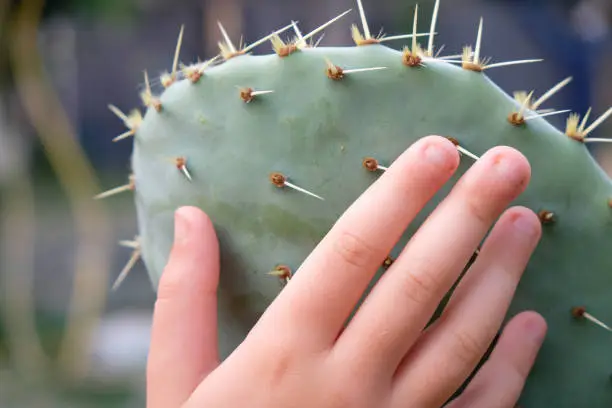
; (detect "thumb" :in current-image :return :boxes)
[147,206,220,408]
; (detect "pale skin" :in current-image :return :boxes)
[147,135,548,408]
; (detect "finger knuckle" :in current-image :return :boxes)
[401,264,441,306]
[463,190,492,226]
[265,346,295,387]
[156,270,184,302]
[333,230,378,269]
[508,350,534,380]
[451,329,487,365]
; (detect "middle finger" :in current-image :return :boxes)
[333,146,531,376]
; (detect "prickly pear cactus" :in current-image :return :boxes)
[100,1,612,406]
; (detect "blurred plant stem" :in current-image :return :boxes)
[9,0,113,383]
[0,1,8,32]
[0,0,48,385]
[0,172,50,383]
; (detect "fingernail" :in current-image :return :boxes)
[424,142,451,166]
[513,213,538,237]
[526,315,547,344]
[488,152,529,189]
[174,208,191,245]
[492,154,515,177]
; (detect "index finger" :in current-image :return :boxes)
[261,135,460,347]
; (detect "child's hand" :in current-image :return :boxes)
[146,135,547,408]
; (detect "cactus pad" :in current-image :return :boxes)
[102,1,612,406]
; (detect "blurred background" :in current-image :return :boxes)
[0,0,610,406]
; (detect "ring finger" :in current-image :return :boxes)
[390,206,542,407]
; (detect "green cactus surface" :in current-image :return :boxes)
[102,1,612,406]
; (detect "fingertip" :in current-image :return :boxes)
[481,146,532,195]
[174,208,191,247]
[484,145,532,175]
[513,310,548,344]
[176,205,211,222]
[172,206,218,253]
[175,206,214,240]
[419,134,461,155]
[506,206,543,241]
[159,206,219,300]
[407,135,461,174]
